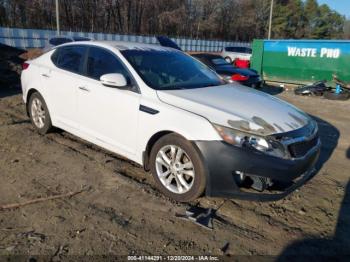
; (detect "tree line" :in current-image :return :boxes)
[0,0,348,41]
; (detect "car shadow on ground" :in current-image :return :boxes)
[0,43,24,99]
[276,116,344,260]
[277,180,350,260]
[259,84,284,95]
[0,83,22,99]
[311,115,340,172]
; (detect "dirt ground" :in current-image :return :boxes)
[0,47,349,260]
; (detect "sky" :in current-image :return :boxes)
[317,0,350,18]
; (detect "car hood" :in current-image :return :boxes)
[157,84,311,136]
[215,65,258,76]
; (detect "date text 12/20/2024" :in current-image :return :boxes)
[127,255,220,261]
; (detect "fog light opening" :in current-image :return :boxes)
[234,171,246,186]
[234,171,273,192]
[249,175,273,192]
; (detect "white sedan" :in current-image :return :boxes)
[221,46,252,63]
[21,41,320,202]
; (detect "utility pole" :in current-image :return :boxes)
[268,0,273,39]
[55,0,60,35]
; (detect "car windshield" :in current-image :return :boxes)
[225,47,252,54]
[211,57,230,65]
[121,49,224,90]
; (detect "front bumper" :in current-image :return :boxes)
[194,139,320,201]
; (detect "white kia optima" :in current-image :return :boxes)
[21,41,321,202]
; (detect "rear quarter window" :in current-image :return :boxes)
[51,49,59,65]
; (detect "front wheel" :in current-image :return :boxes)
[149,134,206,202]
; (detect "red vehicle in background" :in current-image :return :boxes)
[234,58,250,69]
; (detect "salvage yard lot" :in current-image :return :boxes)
[1,82,350,257]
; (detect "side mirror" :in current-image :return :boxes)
[100,73,127,88]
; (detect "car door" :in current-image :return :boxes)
[41,45,87,130]
[77,46,140,155]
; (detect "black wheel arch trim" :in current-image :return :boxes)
[26,88,40,116]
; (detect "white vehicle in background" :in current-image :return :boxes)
[21,41,320,202]
[221,46,252,63]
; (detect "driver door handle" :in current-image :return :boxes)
[78,86,90,92]
[41,73,50,78]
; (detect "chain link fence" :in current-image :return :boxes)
[0,27,250,51]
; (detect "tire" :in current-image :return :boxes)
[28,92,53,134]
[149,134,206,202]
[323,90,350,101]
[252,82,262,89]
[224,56,232,64]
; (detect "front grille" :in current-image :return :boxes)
[288,136,319,158]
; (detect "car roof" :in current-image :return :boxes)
[58,40,175,52]
[225,46,251,48]
[192,53,223,59]
[48,35,92,40]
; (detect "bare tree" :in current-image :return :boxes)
[0,0,345,41]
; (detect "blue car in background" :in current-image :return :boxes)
[192,53,262,88]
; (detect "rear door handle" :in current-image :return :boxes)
[78,86,90,92]
[41,73,50,78]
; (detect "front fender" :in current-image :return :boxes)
[135,98,221,165]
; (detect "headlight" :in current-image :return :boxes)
[221,75,234,83]
[213,124,270,150]
[213,124,287,158]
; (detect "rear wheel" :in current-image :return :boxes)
[28,92,53,134]
[149,134,206,202]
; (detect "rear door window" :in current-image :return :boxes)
[53,45,87,74]
[85,47,130,81]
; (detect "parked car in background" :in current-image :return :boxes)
[155,37,260,88]
[156,36,182,50]
[45,36,92,50]
[192,53,262,88]
[21,41,320,202]
[221,46,252,63]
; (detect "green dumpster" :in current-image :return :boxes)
[251,39,350,85]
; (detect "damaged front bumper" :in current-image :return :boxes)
[194,138,321,201]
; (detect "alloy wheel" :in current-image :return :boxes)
[31,97,46,129]
[155,145,195,194]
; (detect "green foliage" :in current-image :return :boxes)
[344,20,350,39]
[272,0,345,39]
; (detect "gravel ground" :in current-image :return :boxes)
[0,47,349,260]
